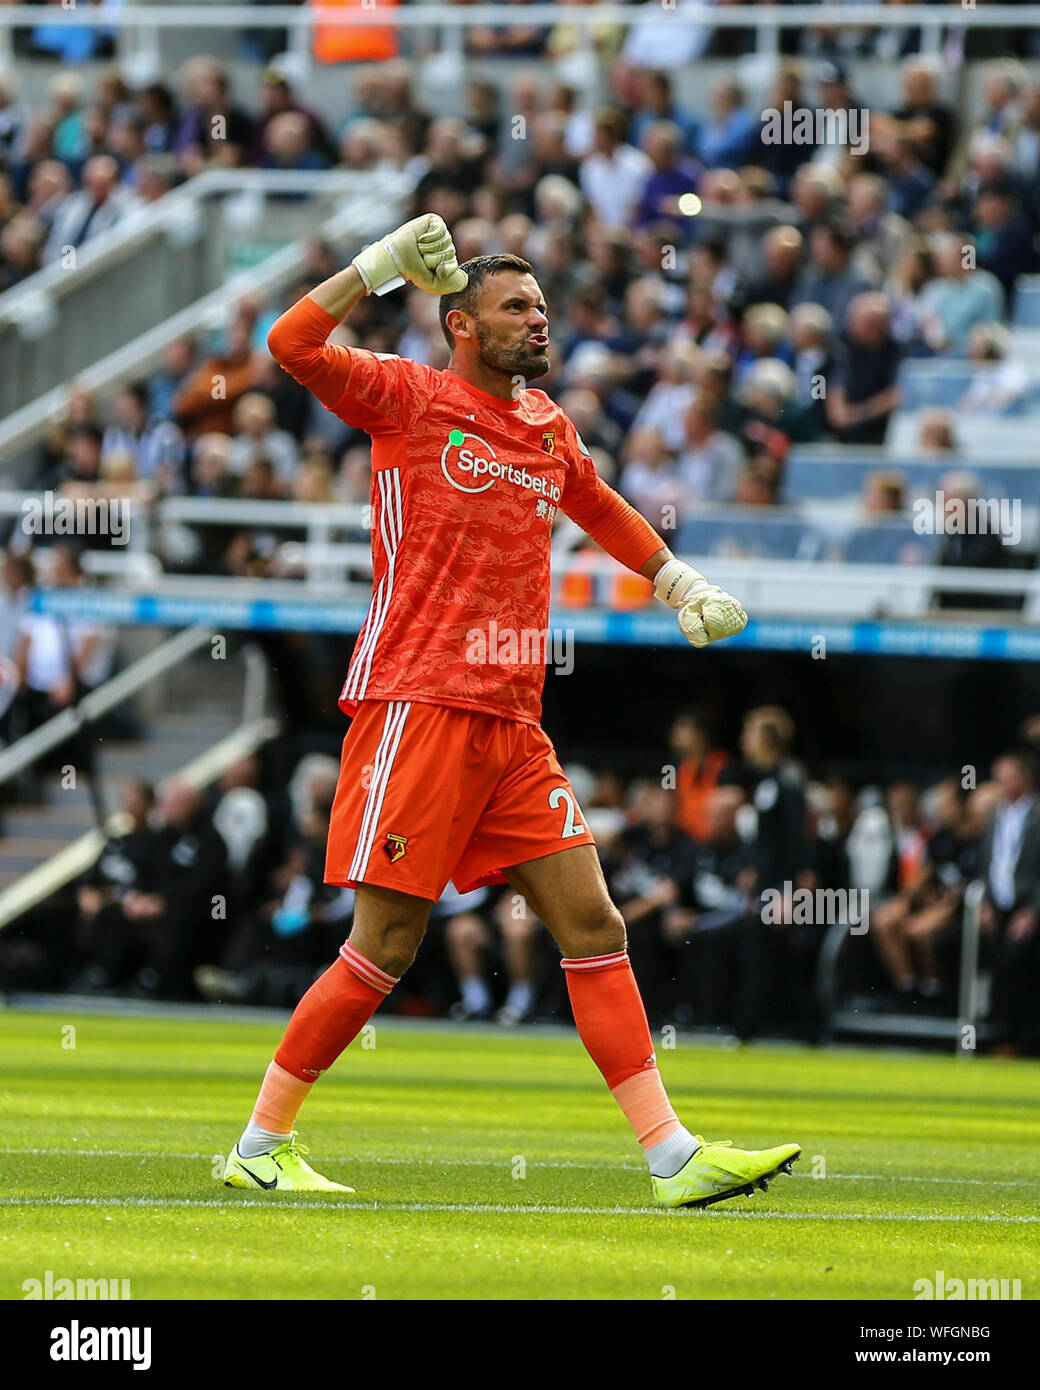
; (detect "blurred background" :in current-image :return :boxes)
[1,1,1039,1055]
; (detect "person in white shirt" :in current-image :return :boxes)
[579,109,652,229]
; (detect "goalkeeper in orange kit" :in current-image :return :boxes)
[220,214,800,1208]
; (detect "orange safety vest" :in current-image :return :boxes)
[314,0,399,64]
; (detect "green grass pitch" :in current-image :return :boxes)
[1,1008,1038,1300]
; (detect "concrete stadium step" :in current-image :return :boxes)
[0,708,241,885]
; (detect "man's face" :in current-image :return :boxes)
[469,271,550,382]
[994,757,1030,803]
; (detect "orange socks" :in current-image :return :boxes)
[240,943,397,1154]
[249,1060,314,1136]
[273,942,398,1082]
[562,950,691,1158]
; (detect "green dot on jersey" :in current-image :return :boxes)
[448,428,466,446]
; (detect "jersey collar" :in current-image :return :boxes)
[447,371,524,413]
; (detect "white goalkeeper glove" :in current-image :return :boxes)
[352,213,468,298]
[653,559,748,649]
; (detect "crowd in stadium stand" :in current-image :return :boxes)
[0,50,1038,575]
[2,28,1039,1047]
[1,701,1034,1056]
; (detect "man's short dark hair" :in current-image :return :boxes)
[438,253,535,349]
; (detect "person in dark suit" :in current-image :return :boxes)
[977,751,1040,1055]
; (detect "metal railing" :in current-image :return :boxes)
[0,169,412,429]
[0,4,1036,72]
[5,489,1040,619]
[0,176,411,480]
[817,878,991,1055]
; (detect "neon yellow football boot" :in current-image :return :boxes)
[652,1136,800,1209]
[222,1134,354,1193]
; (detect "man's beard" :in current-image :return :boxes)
[475,321,550,381]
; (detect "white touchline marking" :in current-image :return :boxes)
[2,1148,1039,1188]
[0,1195,1038,1222]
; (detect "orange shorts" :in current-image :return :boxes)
[325,699,596,901]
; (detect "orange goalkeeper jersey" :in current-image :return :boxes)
[268,296,663,726]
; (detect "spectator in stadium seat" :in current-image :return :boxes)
[734,302,793,383]
[744,225,804,311]
[38,421,104,494]
[43,154,139,262]
[669,708,736,845]
[148,336,196,424]
[755,67,816,196]
[608,782,698,1019]
[826,292,903,445]
[134,82,178,157]
[73,779,158,993]
[251,69,335,168]
[676,393,745,505]
[465,0,549,57]
[971,180,1040,296]
[173,309,266,436]
[633,121,702,237]
[736,356,805,448]
[790,164,845,237]
[870,121,936,222]
[1008,86,1040,196]
[113,779,230,1000]
[934,471,1020,610]
[25,159,70,238]
[630,341,699,452]
[174,57,253,172]
[101,382,185,493]
[579,109,652,229]
[260,111,330,173]
[0,70,26,169]
[790,303,832,437]
[732,459,781,508]
[630,70,700,156]
[886,236,936,351]
[870,779,980,1007]
[0,210,45,289]
[960,323,1029,412]
[791,217,876,331]
[848,173,911,286]
[12,545,112,778]
[980,60,1028,138]
[978,751,1040,1055]
[917,409,958,455]
[444,886,542,1024]
[618,427,683,534]
[228,392,298,484]
[696,78,756,170]
[413,117,487,212]
[891,59,957,178]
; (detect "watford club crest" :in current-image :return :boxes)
[541,431,555,455]
[384,833,408,864]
